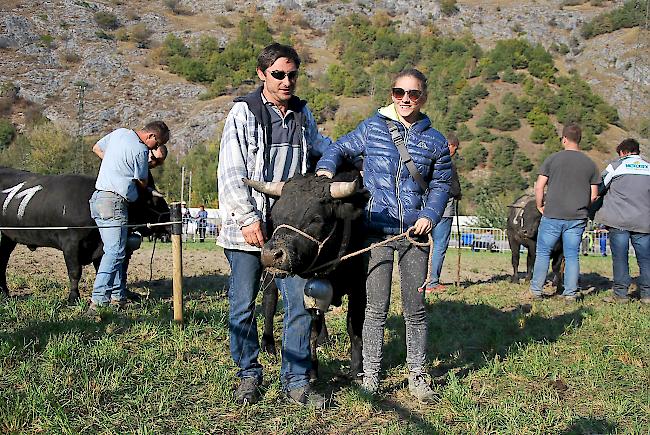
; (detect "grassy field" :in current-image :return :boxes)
[0,247,648,434]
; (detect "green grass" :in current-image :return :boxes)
[1,249,648,434]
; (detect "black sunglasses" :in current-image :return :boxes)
[392,87,423,101]
[269,70,299,81]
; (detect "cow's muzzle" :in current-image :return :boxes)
[261,245,290,271]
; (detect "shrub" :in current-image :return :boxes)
[94,11,120,30]
[129,24,149,48]
[476,104,498,129]
[60,49,81,64]
[332,112,365,140]
[164,0,181,14]
[476,128,498,142]
[514,151,533,172]
[491,136,518,168]
[639,119,650,140]
[0,119,15,149]
[494,109,521,131]
[457,139,488,171]
[581,0,647,39]
[456,124,474,141]
[39,34,55,49]
[440,0,459,16]
[501,67,523,84]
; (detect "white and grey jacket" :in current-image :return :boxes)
[595,154,650,233]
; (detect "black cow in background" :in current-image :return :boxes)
[0,167,170,303]
[245,170,368,381]
[507,193,564,292]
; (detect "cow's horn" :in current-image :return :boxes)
[330,180,357,199]
[150,189,164,198]
[242,178,284,197]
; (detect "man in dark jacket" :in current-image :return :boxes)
[425,133,461,294]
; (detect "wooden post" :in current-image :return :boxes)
[170,202,183,324]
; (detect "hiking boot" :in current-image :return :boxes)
[111,299,127,311]
[408,372,437,403]
[602,295,629,304]
[523,290,543,301]
[85,302,99,317]
[234,377,261,405]
[360,374,380,395]
[285,384,326,408]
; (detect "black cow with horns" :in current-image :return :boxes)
[244,169,368,381]
[0,166,170,303]
[507,193,564,292]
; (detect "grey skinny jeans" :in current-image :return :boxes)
[362,235,429,378]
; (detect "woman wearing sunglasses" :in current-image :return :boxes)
[316,68,452,402]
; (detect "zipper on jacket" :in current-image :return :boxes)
[395,124,409,234]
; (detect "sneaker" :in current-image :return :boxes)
[234,377,261,405]
[602,295,629,304]
[425,284,446,295]
[285,384,326,408]
[560,294,582,303]
[360,374,379,395]
[408,372,436,403]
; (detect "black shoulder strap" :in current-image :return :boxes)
[386,120,428,191]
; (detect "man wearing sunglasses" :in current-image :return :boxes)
[88,120,170,314]
[217,43,332,407]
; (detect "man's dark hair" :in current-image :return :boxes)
[616,138,640,155]
[392,68,428,95]
[144,120,170,145]
[447,132,459,146]
[562,123,581,144]
[257,43,301,72]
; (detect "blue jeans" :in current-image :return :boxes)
[427,217,453,286]
[225,249,311,391]
[89,191,128,305]
[608,228,650,299]
[530,217,586,296]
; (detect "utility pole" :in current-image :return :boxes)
[188,170,193,207]
[180,166,185,206]
[75,80,87,174]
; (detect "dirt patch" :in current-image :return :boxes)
[5,243,232,299]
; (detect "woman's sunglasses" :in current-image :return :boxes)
[392,87,423,102]
[268,70,299,81]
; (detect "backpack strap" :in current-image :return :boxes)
[386,120,428,191]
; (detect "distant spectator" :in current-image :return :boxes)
[425,132,461,294]
[196,205,208,242]
[528,124,600,302]
[596,138,650,303]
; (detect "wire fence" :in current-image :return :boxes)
[181,217,220,242]
[449,227,635,257]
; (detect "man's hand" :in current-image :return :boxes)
[241,221,266,248]
[412,217,433,235]
[316,170,334,179]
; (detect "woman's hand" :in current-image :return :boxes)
[316,170,334,178]
[412,218,432,235]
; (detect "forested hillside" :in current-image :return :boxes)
[0,0,647,224]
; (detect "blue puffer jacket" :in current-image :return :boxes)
[317,104,452,235]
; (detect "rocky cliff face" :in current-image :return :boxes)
[0,0,646,154]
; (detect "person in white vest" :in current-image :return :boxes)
[596,138,650,303]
